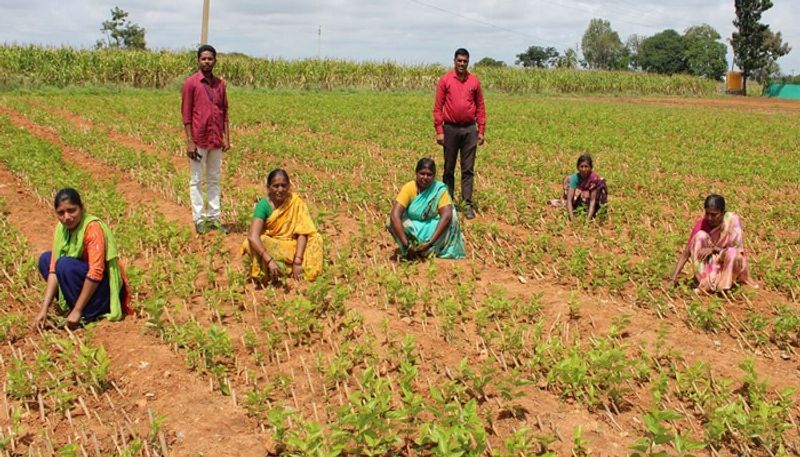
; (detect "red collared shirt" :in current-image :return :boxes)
[181,70,229,149]
[433,70,486,135]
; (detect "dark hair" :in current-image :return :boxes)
[415,157,436,174]
[454,48,470,59]
[576,154,593,169]
[197,44,217,59]
[704,194,725,213]
[53,188,83,209]
[266,168,290,186]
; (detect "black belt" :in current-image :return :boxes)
[444,121,475,128]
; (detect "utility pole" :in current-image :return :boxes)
[317,25,321,59]
[201,0,210,45]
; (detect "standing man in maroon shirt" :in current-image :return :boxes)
[182,44,230,234]
[433,48,486,220]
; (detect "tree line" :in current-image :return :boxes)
[99,2,789,96]
[476,0,790,95]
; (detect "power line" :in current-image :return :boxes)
[408,0,570,48]
[533,0,663,31]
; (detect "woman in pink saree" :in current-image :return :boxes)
[670,194,755,293]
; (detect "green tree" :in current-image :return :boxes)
[515,46,559,68]
[474,57,506,67]
[638,29,687,75]
[731,0,790,95]
[555,48,580,69]
[683,25,727,80]
[581,19,628,70]
[751,30,791,84]
[96,7,146,50]
[625,34,645,70]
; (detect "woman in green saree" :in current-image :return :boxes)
[388,158,466,259]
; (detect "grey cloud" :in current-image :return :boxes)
[0,0,797,71]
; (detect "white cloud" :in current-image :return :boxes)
[1,0,798,72]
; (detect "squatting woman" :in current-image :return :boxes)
[670,194,755,293]
[34,188,131,328]
[388,158,465,259]
[242,169,324,282]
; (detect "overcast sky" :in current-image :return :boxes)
[3,0,798,73]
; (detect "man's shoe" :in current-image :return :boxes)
[464,206,476,220]
[195,220,209,235]
[206,219,229,234]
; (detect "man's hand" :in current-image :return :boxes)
[477,134,485,146]
[223,137,231,152]
[436,133,445,146]
[186,141,199,160]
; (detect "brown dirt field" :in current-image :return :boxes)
[0,163,267,456]
[1,97,799,456]
[36,100,264,203]
[0,104,192,228]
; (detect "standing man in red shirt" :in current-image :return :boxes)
[433,48,486,220]
[182,44,230,234]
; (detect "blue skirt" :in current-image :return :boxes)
[38,251,111,321]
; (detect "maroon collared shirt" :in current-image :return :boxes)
[181,70,229,149]
[433,69,486,135]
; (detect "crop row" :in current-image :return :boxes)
[0,45,718,96]
[1,91,799,454]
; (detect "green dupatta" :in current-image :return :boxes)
[51,214,125,321]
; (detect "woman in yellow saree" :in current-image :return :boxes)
[241,169,323,282]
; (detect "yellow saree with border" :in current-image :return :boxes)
[241,193,324,281]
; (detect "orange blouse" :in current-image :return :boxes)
[49,221,106,282]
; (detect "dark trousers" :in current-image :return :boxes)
[38,251,111,321]
[442,123,478,206]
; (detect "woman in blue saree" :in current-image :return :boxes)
[388,158,466,259]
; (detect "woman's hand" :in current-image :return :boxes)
[266,259,281,277]
[695,246,714,260]
[66,309,82,328]
[417,242,432,256]
[32,310,49,329]
[292,263,304,281]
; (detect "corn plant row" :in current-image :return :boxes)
[0,45,718,96]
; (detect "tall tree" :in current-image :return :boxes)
[752,30,792,84]
[625,34,645,70]
[683,25,727,80]
[96,7,146,50]
[731,0,790,94]
[515,46,559,68]
[581,18,628,70]
[638,29,687,75]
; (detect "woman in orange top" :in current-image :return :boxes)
[33,188,131,328]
